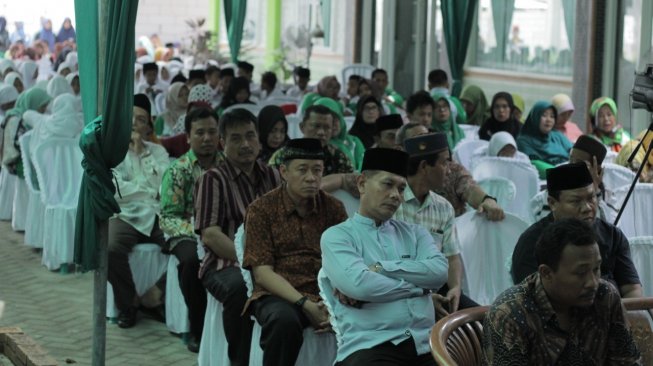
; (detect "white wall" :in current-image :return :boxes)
[134,0,210,46]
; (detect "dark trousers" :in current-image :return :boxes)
[338,337,436,366]
[107,217,166,312]
[251,295,310,366]
[436,283,479,320]
[169,238,207,340]
[202,266,253,366]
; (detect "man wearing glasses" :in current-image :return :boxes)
[511,162,642,298]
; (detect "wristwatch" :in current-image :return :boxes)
[294,295,308,309]
[481,194,497,203]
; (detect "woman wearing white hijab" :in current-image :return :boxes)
[3,72,23,93]
[18,60,38,89]
[0,83,19,120]
[154,81,188,136]
[47,75,74,99]
[25,94,83,159]
[0,59,15,79]
[472,131,530,161]
[0,83,19,221]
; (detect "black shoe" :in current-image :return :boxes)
[117,307,137,328]
[186,337,200,353]
[139,304,166,323]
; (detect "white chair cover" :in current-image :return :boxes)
[604,151,618,164]
[612,183,653,238]
[602,163,636,195]
[0,167,17,220]
[165,240,205,335]
[249,321,337,366]
[33,138,83,270]
[106,243,169,318]
[477,177,516,209]
[11,179,28,231]
[224,103,261,116]
[340,64,375,92]
[628,236,653,297]
[530,190,550,222]
[258,96,300,107]
[154,93,166,116]
[459,124,480,141]
[453,140,489,171]
[329,189,360,218]
[287,114,302,139]
[197,294,230,366]
[471,157,540,224]
[19,132,44,248]
[455,211,530,305]
[344,116,355,132]
[234,224,253,297]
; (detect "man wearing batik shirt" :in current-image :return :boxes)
[243,138,348,366]
[159,107,224,352]
[394,133,478,319]
[484,218,641,365]
[194,108,281,366]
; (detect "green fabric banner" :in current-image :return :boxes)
[224,0,247,63]
[441,0,478,97]
[491,0,514,63]
[321,0,331,47]
[561,0,574,48]
[73,0,138,271]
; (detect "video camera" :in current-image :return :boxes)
[632,64,653,112]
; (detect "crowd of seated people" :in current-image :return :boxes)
[2,36,651,365]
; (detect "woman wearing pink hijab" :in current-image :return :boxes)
[551,93,583,143]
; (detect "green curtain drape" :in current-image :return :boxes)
[491,0,515,63]
[321,0,331,47]
[224,0,247,63]
[73,0,138,271]
[561,0,574,48]
[441,0,478,97]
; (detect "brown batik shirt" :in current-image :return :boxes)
[483,273,641,366]
[242,186,348,303]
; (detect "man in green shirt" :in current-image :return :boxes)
[372,68,404,110]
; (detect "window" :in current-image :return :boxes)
[471,0,574,76]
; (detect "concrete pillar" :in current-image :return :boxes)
[571,0,595,133]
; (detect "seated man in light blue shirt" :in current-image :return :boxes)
[320,148,449,366]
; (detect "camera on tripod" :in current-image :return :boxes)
[631,64,653,112]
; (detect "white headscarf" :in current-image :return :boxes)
[19,60,38,89]
[0,59,15,78]
[34,80,49,91]
[488,131,518,156]
[28,94,83,157]
[161,82,187,133]
[47,75,74,98]
[3,72,22,92]
[57,61,73,75]
[0,83,19,118]
[64,51,78,71]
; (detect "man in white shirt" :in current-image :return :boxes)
[107,94,171,329]
[260,71,285,101]
[136,62,166,106]
[286,67,313,98]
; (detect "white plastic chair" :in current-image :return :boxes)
[530,190,550,223]
[471,157,540,224]
[32,138,83,270]
[197,293,230,366]
[154,93,166,116]
[0,166,17,220]
[455,211,530,305]
[453,140,489,171]
[341,64,375,92]
[602,163,636,195]
[224,103,261,116]
[19,132,45,248]
[459,124,480,141]
[329,189,360,218]
[344,116,355,132]
[11,178,28,231]
[476,177,516,210]
[287,114,302,139]
[604,151,618,164]
[106,243,169,318]
[628,236,653,297]
[612,183,653,238]
[258,96,300,107]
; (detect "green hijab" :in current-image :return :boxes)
[589,96,629,148]
[431,94,465,149]
[516,100,572,166]
[313,97,364,171]
[4,88,52,122]
[512,93,525,123]
[300,92,323,115]
[459,85,490,126]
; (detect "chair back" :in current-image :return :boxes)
[341,64,375,92]
[329,189,360,217]
[603,151,619,164]
[471,157,539,224]
[234,223,254,297]
[602,163,636,195]
[453,140,489,171]
[612,183,653,237]
[628,237,653,297]
[18,131,39,194]
[459,124,480,141]
[154,92,166,116]
[286,114,302,139]
[530,190,549,222]
[430,306,490,366]
[476,177,516,209]
[623,298,653,365]
[456,211,529,305]
[33,137,83,209]
[224,103,261,116]
[258,96,300,107]
[344,116,355,132]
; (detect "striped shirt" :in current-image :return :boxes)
[194,158,281,277]
[393,185,461,257]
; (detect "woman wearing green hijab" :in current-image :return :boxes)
[589,96,630,152]
[2,88,52,178]
[459,84,490,125]
[511,93,525,123]
[313,97,365,171]
[516,100,573,178]
[432,94,465,149]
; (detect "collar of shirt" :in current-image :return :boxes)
[403,184,435,211]
[533,274,558,325]
[221,156,266,182]
[352,212,391,229]
[280,184,318,217]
